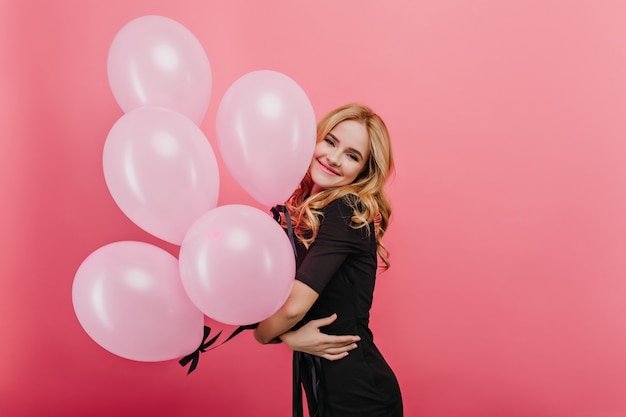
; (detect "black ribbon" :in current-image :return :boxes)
[293,352,303,417]
[179,324,257,375]
[271,204,297,257]
[293,351,325,417]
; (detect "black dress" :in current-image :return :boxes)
[291,197,403,417]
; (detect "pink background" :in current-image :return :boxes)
[2,1,626,416]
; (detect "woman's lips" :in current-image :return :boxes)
[317,159,340,176]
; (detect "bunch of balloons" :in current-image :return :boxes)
[72,15,316,362]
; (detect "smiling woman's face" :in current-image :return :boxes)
[309,120,371,194]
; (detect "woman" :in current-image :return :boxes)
[254,103,403,417]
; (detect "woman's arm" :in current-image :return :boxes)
[280,314,361,360]
[254,280,319,344]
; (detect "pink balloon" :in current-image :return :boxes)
[103,107,219,245]
[72,241,204,362]
[179,205,295,325]
[107,15,212,124]
[216,70,316,206]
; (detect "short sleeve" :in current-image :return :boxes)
[296,198,373,294]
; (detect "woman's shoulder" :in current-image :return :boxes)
[323,194,361,213]
[318,195,374,243]
[321,195,366,226]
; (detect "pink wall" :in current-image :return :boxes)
[2,1,626,416]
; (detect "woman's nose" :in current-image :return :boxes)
[327,150,341,166]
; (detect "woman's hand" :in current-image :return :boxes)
[280,313,360,361]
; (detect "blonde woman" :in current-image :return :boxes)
[255,104,403,417]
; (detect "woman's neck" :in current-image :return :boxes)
[310,184,323,195]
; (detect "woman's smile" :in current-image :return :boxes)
[316,159,340,176]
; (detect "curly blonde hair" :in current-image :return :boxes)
[284,103,394,269]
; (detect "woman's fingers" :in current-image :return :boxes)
[307,314,361,345]
[317,333,361,346]
[324,343,358,354]
[308,313,339,328]
[322,343,359,361]
[323,351,350,361]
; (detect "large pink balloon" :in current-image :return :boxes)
[216,70,316,206]
[103,107,219,245]
[72,241,204,362]
[107,15,212,125]
[179,205,295,325]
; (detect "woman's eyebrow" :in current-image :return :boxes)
[328,132,364,160]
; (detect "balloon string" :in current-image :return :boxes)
[271,205,297,257]
[179,324,256,374]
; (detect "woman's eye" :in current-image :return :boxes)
[347,154,359,162]
[324,138,335,146]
